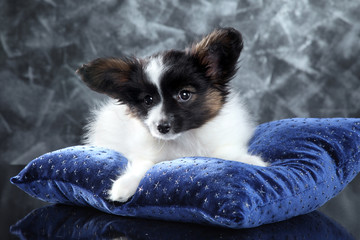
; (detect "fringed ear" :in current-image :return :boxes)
[189,28,243,83]
[76,57,139,98]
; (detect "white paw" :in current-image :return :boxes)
[108,174,139,202]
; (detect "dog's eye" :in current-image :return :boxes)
[143,95,153,106]
[177,90,192,102]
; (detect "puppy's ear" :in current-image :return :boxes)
[189,27,243,83]
[76,57,139,98]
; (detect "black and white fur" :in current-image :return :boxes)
[77,28,268,202]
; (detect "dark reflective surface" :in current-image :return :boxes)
[9,205,354,240]
[1,165,48,240]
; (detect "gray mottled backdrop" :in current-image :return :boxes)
[1,0,360,237]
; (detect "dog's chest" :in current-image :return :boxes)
[154,134,210,162]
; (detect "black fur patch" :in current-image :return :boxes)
[158,50,227,133]
[76,57,160,119]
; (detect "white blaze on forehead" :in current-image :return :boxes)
[144,57,164,134]
[144,56,164,91]
[144,56,166,121]
[143,56,179,139]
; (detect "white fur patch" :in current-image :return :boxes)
[145,104,164,138]
[144,56,164,91]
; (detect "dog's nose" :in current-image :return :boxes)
[157,122,171,134]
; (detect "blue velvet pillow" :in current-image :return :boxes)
[11,205,355,240]
[11,118,360,228]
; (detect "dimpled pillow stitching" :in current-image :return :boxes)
[10,118,360,228]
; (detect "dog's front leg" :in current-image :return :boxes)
[108,160,154,202]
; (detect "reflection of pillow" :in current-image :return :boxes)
[11,205,355,240]
[10,118,360,228]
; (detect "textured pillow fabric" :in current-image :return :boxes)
[11,205,355,240]
[11,118,360,228]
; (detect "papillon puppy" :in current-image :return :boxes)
[76,27,268,202]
